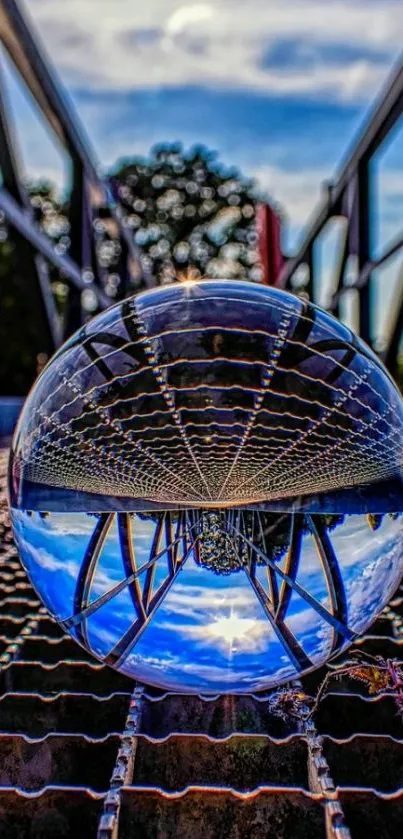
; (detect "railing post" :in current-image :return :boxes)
[356,160,371,346]
[305,244,314,301]
[256,203,284,286]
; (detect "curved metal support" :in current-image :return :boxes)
[243,562,313,671]
[105,515,197,668]
[307,514,348,653]
[67,508,354,675]
[227,519,356,643]
[73,512,114,646]
[275,515,304,624]
[118,513,147,621]
[62,513,186,631]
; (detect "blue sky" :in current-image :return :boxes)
[2,0,403,342]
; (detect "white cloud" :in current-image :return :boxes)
[26,0,402,101]
[157,614,272,653]
[125,647,298,691]
[248,163,329,227]
[18,533,70,572]
[160,579,262,620]
[165,3,214,35]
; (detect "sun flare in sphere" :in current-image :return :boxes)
[207,614,256,648]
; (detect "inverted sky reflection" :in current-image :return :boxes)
[11,509,403,692]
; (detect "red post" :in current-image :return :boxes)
[256,203,284,286]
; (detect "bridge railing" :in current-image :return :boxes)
[275,60,403,375]
[0,0,148,360]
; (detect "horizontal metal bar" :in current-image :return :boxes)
[328,230,403,311]
[0,186,111,308]
[359,230,403,284]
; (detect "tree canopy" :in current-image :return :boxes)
[111,143,261,283]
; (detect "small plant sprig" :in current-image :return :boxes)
[308,650,403,717]
[268,651,403,723]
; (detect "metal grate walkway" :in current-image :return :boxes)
[0,449,402,839]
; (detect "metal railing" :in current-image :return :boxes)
[275,59,403,376]
[0,0,148,361]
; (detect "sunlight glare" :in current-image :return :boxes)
[208,614,256,647]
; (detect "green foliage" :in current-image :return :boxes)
[195,512,346,576]
[111,143,261,282]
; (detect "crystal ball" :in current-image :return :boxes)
[9,280,403,693]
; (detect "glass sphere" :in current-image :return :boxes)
[9,280,403,692]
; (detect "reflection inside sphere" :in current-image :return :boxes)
[9,280,403,692]
[11,509,403,693]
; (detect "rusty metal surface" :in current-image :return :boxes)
[0,449,402,838]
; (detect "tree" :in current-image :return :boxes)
[110,142,262,283]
